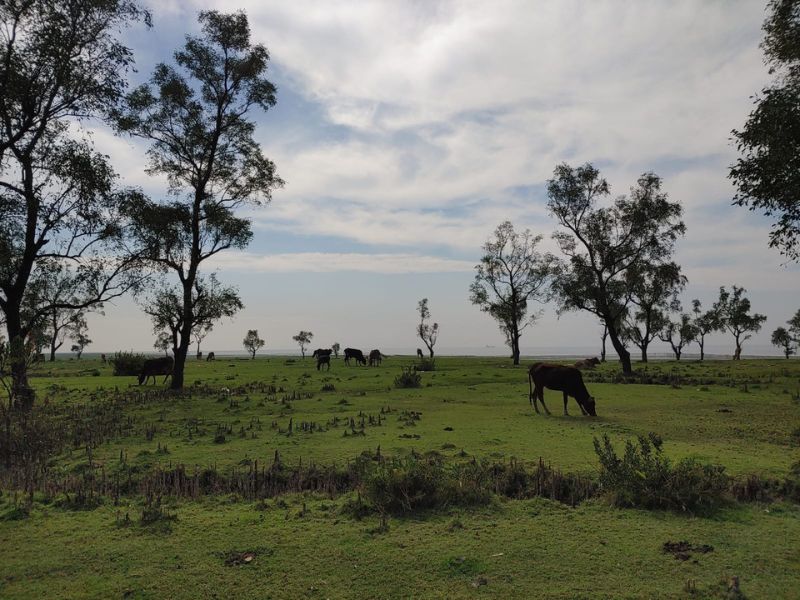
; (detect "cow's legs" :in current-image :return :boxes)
[563,392,569,416]
[537,386,551,415]
[578,401,588,416]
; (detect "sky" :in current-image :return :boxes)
[83,0,799,357]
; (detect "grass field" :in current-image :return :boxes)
[1,355,799,599]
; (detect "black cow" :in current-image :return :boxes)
[206,352,215,361]
[368,349,386,366]
[528,362,597,416]
[416,348,424,359]
[138,356,174,385]
[312,348,333,359]
[343,348,366,366]
[316,354,331,371]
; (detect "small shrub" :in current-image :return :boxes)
[321,383,336,392]
[110,351,146,376]
[416,358,436,372]
[394,367,421,389]
[593,433,728,513]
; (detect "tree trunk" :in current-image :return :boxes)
[640,345,648,363]
[49,341,57,362]
[5,308,34,409]
[607,326,632,374]
[600,326,607,362]
[733,336,742,360]
[511,334,521,366]
[698,337,705,361]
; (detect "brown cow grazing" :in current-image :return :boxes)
[368,349,386,366]
[574,357,600,370]
[316,353,331,371]
[138,356,174,385]
[528,362,597,416]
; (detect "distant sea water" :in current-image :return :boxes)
[70,344,786,360]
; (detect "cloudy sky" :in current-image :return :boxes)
[87,0,798,357]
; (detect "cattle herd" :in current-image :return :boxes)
[135,349,601,417]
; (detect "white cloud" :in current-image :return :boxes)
[209,251,475,274]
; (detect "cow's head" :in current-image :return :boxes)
[583,396,597,416]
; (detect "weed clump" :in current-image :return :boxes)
[416,358,436,372]
[394,367,422,389]
[593,433,728,513]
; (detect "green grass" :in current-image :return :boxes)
[1,355,799,598]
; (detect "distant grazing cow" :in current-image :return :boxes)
[368,349,386,366]
[416,348,424,359]
[528,362,597,416]
[343,348,366,366]
[574,357,600,370]
[138,356,174,385]
[100,353,107,364]
[206,352,215,361]
[312,348,333,359]
[316,353,331,371]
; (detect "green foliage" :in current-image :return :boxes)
[469,221,554,364]
[362,455,491,514]
[547,163,685,373]
[109,351,146,376]
[730,0,800,261]
[416,298,438,357]
[714,286,768,358]
[593,433,729,512]
[0,0,149,402]
[243,329,265,358]
[118,10,282,388]
[415,358,436,372]
[393,367,422,388]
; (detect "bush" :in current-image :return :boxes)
[416,358,436,372]
[362,455,491,514]
[394,367,421,389]
[110,351,146,376]
[593,433,729,513]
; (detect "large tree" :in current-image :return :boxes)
[730,0,800,261]
[691,299,724,361]
[291,331,311,359]
[714,285,767,360]
[772,327,796,358]
[416,298,439,358]
[0,0,149,406]
[469,221,553,365]
[143,275,242,362]
[659,310,697,361]
[624,263,686,363]
[23,263,91,362]
[547,163,685,374]
[118,11,283,389]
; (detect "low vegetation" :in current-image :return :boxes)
[0,356,798,599]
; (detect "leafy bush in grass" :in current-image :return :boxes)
[110,351,146,376]
[593,433,728,512]
[394,367,421,389]
[415,358,436,371]
[362,455,491,514]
